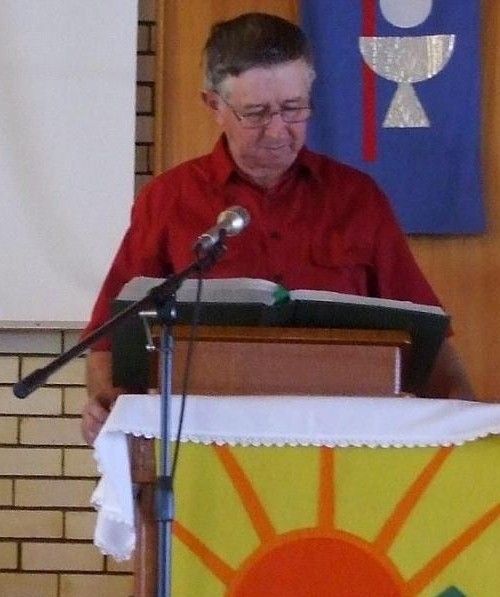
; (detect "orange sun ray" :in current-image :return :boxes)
[373,446,455,553]
[406,502,500,596]
[317,446,335,531]
[213,444,277,543]
[173,520,235,586]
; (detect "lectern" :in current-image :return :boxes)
[126,325,411,597]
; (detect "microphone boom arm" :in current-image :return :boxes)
[13,240,226,399]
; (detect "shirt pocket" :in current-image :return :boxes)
[309,239,374,295]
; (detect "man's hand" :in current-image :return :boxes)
[422,338,477,400]
[81,387,122,445]
[81,350,124,445]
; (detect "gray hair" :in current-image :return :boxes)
[203,12,315,93]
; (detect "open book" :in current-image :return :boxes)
[113,277,450,392]
[118,276,446,313]
[117,276,286,306]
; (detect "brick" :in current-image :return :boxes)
[0,330,62,355]
[137,54,155,82]
[64,448,98,477]
[135,144,150,173]
[63,387,87,415]
[107,556,134,573]
[62,330,85,352]
[136,84,153,114]
[22,542,103,572]
[0,574,58,597]
[15,480,95,508]
[135,115,154,143]
[138,0,156,21]
[0,542,18,569]
[60,574,133,597]
[148,144,155,172]
[150,23,157,54]
[21,357,85,386]
[20,417,84,446]
[0,387,62,416]
[0,480,13,505]
[65,511,97,540]
[0,510,62,539]
[0,448,61,476]
[0,356,19,383]
[137,23,152,53]
[0,417,17,443]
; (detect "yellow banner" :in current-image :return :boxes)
[169,438,500,597]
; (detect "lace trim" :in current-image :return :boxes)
[178,434,481,448]
[100,427,500,448]
[94,538,134,562]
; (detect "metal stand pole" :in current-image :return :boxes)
[155,298,176,597]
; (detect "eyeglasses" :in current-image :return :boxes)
[221,97,313,129]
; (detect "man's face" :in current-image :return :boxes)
[208,59,313,185]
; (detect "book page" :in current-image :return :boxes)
[289,289,446,315]
[118,277,282,306]
[117,277,446,316]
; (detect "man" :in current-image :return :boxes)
[81,12,475,445]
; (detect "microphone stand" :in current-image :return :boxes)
[13,238,227,597]
[156,293,176,597]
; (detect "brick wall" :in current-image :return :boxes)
[135,0,156,193]
[0,1,156,595]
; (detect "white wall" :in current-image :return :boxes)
[0,0,137,327]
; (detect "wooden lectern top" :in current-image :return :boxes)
[167,326,411,397]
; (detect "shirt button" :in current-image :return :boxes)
[269,231,281,240]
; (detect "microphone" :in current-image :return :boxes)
[195,206,250,252]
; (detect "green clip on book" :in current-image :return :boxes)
[111,277,450,394]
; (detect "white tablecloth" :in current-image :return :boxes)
[91,394,500,560]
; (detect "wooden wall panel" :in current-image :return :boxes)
[408,1,500,399]
[155,0,298,170]
[156,1,500,400]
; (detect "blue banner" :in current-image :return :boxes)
[301,0,485,234]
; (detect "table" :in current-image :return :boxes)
[92,394,500,597]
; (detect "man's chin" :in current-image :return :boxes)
[262,145,291,155]
[259,147,296,166]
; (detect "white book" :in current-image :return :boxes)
[117,276,283,306]
[289,288,446,315]
[117,276,446,315]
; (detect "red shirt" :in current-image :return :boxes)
[84,136,442,349]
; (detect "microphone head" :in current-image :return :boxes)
[194,206,251,253]
[217,206,251,237]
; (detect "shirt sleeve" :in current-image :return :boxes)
[81,180,173,350]
[368,184,451,336]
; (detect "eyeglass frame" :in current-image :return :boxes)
[218,94,313,129]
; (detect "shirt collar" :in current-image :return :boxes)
[294,145,323,184]
[209,135,321,189]
[209,135,237,188]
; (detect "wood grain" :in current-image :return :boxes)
[155,0,500,399]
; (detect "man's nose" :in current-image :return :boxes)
[263,111,289,136]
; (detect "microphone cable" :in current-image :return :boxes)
[170,270,204,481]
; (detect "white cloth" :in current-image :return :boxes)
[91,394,500,560]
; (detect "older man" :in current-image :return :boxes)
[81,13,475,445]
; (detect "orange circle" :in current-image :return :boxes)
[227,530,404,597]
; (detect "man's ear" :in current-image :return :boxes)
[201,90,225,126]
[201,90,219,111]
